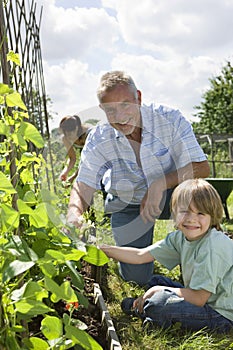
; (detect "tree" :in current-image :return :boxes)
[192,61,233,134]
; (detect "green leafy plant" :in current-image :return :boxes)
[0,53,109,349]
[193,61,233,135]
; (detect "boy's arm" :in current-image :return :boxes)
[175,287,211,306]
[100,245,154,264]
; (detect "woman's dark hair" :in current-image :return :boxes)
[59,115,82,136]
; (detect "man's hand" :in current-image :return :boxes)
[67,181,95,228]
[140,178,166,223]
[140,161,210,224]
[66,211,85,229]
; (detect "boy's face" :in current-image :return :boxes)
[176,201,211,241]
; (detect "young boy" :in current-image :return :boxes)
[100,179,233,333]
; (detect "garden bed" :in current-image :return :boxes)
[27,262,121,350]
[76,263,121,349]
[94,282,122,350]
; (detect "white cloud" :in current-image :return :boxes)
[43,59,101,125]
[110,53,221,119]
[34,0,233,129]
[40,3,119,63]
[105,0,233,54]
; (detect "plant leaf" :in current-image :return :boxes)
[7,51,21,66]
[83,245,109,266]
[65,260,84,291]
[0,171,17,194]
[6,91,27,110]
[19,121,44,148]
[1,203,19,231]
[2,260,35,282]
[23,337,49,350]
[20,168,34,184]
[30,203,49,228]
[39,261,58,278]
[45,202,62,226]
[44,276,78,303]
[65,324,103,350]
[41,316,63,340]
[23,191,37,206]
[11,280,48,302]
[0,83,14,95]
[17,199,34,215]
[15,300,53,316]
[0,120,10,136]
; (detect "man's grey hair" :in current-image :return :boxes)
[97,70,138,102]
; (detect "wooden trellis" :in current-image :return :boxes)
[0,0,56,191]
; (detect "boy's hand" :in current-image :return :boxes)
[133,286,167,313]
[133,296,145,313]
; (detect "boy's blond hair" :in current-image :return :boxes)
[171,178,224,231]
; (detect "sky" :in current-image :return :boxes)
[34,0,233,130]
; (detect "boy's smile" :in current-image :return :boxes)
[176,201,211,241]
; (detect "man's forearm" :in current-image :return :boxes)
[165,160,210,190]
[140,160,210,223]
[67,182,95,226]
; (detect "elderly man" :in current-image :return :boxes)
[67,70,210,285]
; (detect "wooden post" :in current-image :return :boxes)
[0,1,19,211]
[0,0,10,85]
[228,138,233,172]
[229,138,233,162]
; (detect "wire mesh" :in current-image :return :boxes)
[0,0,56,191]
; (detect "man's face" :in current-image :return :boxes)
[100,84,141,137]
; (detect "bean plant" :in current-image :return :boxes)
[0,53,108,350]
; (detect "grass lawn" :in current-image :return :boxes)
[96,196,233,350]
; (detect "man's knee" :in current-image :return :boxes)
[119,261,154,286]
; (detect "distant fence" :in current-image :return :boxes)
[196,134,233,178]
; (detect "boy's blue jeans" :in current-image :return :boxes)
[142,275,233,333]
